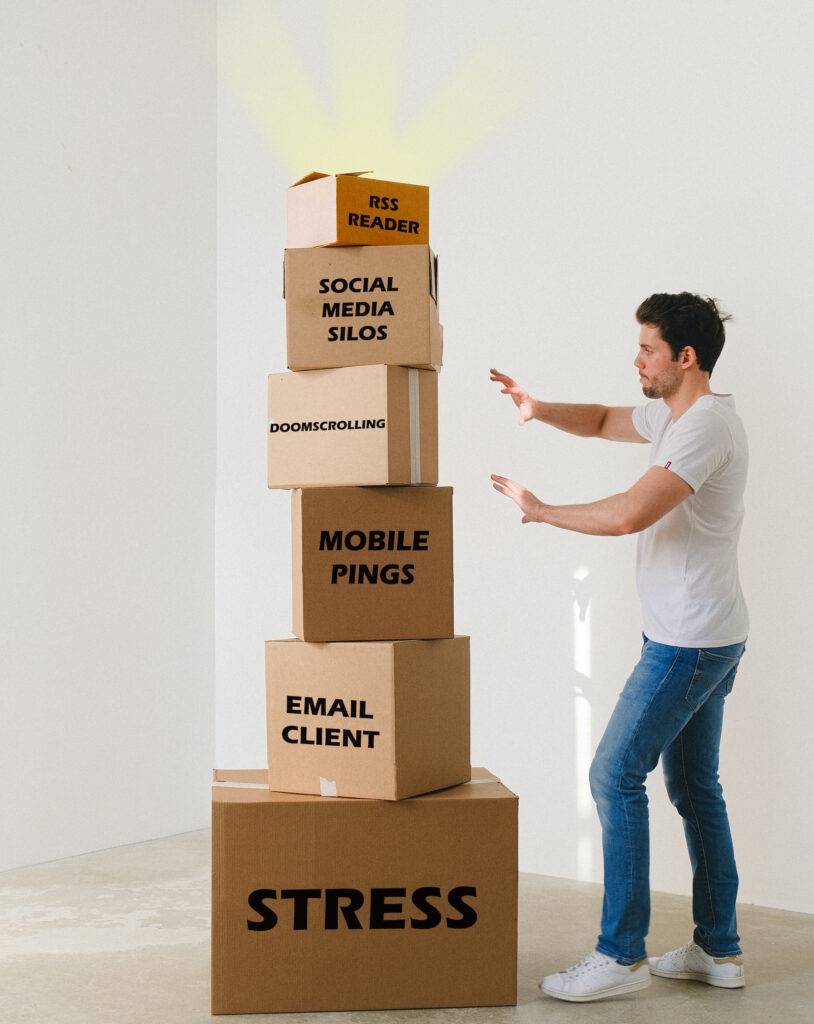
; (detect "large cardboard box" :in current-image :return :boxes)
[211,768,518,1014]
[292,485,454,642]
[265,636,470,800]
[287,171,429,249]
[284,244,442,370]
[268,365,438,488]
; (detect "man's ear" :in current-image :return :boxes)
[680,346,698,369]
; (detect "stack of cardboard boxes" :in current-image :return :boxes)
[211,172,519,1015]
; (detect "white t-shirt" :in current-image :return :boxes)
[631,395,749,647]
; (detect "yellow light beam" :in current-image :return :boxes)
[218,5,541,184]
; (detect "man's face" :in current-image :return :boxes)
[634,324,683,399]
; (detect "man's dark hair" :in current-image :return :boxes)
[636,292,732,377]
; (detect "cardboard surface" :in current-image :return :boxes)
[284,244,443,370]
[265,636,470,800]
[292,486,454,641]
[287,172,429,248]
[211,768,518,1013]
[267,364,438,488]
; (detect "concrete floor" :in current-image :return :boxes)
[1,829,812,1023]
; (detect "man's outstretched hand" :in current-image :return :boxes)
[490,368,535,426]
[491,474,546,524]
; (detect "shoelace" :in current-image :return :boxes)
[668,941,697,961]
[561,952,614,977]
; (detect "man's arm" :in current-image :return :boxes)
[490,368,647,443]
[491,466,693,535]
[533,402,646,443]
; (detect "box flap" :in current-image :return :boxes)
[212,767,511,803]
[212,768,268,786]
[291,171,328,186]
[292,170,372,187]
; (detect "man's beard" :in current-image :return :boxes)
[641,364,681,399]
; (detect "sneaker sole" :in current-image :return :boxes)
[648,964,745,989]
[540,975,651,1002]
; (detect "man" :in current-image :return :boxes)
[491,292,749,1003]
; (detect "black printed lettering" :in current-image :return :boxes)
[446,886,478,929]
[280,725,381,748]
[380,563,401,584]
[325,889,364,930]
[369,887,406,929]
[320,531,342,552]
[358,563,379,584]
[410,886,443,929]
[304,696,327,716]
[280,889,321,930]
[247,889,278,931]
[320,276,398,295]
[319,530,430,552]
[344,530,367,552]
[247,886,478,932]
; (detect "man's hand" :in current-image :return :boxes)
[492,465,692,535]
[490,368,535,426]
[491,474,546,523]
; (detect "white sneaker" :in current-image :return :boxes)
[648,940,745,988]
[540,950,650,1002]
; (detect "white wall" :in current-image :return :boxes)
[0,1,217,870]
[215,0,814,914]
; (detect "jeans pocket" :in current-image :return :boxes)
[685,648,743,710]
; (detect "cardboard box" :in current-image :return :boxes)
[265,636,470,800]
[292,485,454,642]
[287,171,429,249]
[284,244,443,371]
[268,365,438,488]
[211,767,518,1014]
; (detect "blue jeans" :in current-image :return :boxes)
[589,635,746,964]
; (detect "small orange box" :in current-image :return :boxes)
[287,171,429,248]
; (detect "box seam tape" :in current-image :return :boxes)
[408,368,421,483]
[319,777,338,797]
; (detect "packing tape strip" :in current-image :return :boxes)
[408,368,421,484]
[465,774,500,786]
[319,777,338,797]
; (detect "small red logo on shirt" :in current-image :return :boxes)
[664,460,672,469]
